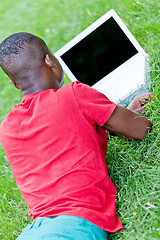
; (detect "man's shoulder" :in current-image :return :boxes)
[63,81,93,97]
[57,81,81,96]
[60,81,90,92]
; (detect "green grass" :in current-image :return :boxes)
[0,0,159,239]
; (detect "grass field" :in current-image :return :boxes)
[0,0,159,239]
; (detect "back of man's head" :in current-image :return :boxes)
[0,32,48,86]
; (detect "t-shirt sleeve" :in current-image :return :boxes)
[72,82,117,126]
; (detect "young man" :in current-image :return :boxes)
[0,32,152,240]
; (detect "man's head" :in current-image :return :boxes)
[0,32,64,95]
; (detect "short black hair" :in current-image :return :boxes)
[0,32,48,61]
[0,32,48,81]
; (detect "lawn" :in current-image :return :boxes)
[0,0,159,239]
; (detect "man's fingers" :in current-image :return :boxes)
[138,93,153,104]
[134,105,146,113]
[138,92,153,98]
[127,93,153,112]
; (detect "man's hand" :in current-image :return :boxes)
[103,93,153,140]
[127,93,153,113]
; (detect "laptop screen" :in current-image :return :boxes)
[61,17,138,86]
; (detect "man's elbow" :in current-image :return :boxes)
[136,121,152,140]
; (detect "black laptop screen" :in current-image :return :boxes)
[61,17,138,86]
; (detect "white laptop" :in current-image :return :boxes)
[54,9,150,104]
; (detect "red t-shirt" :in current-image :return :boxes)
[0,82,123,233]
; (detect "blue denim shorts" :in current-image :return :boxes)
[16,215,108,240]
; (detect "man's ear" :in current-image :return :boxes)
[10,79,20,89]
[45,54,57,69]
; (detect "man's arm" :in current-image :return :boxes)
[103,93,153,140]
